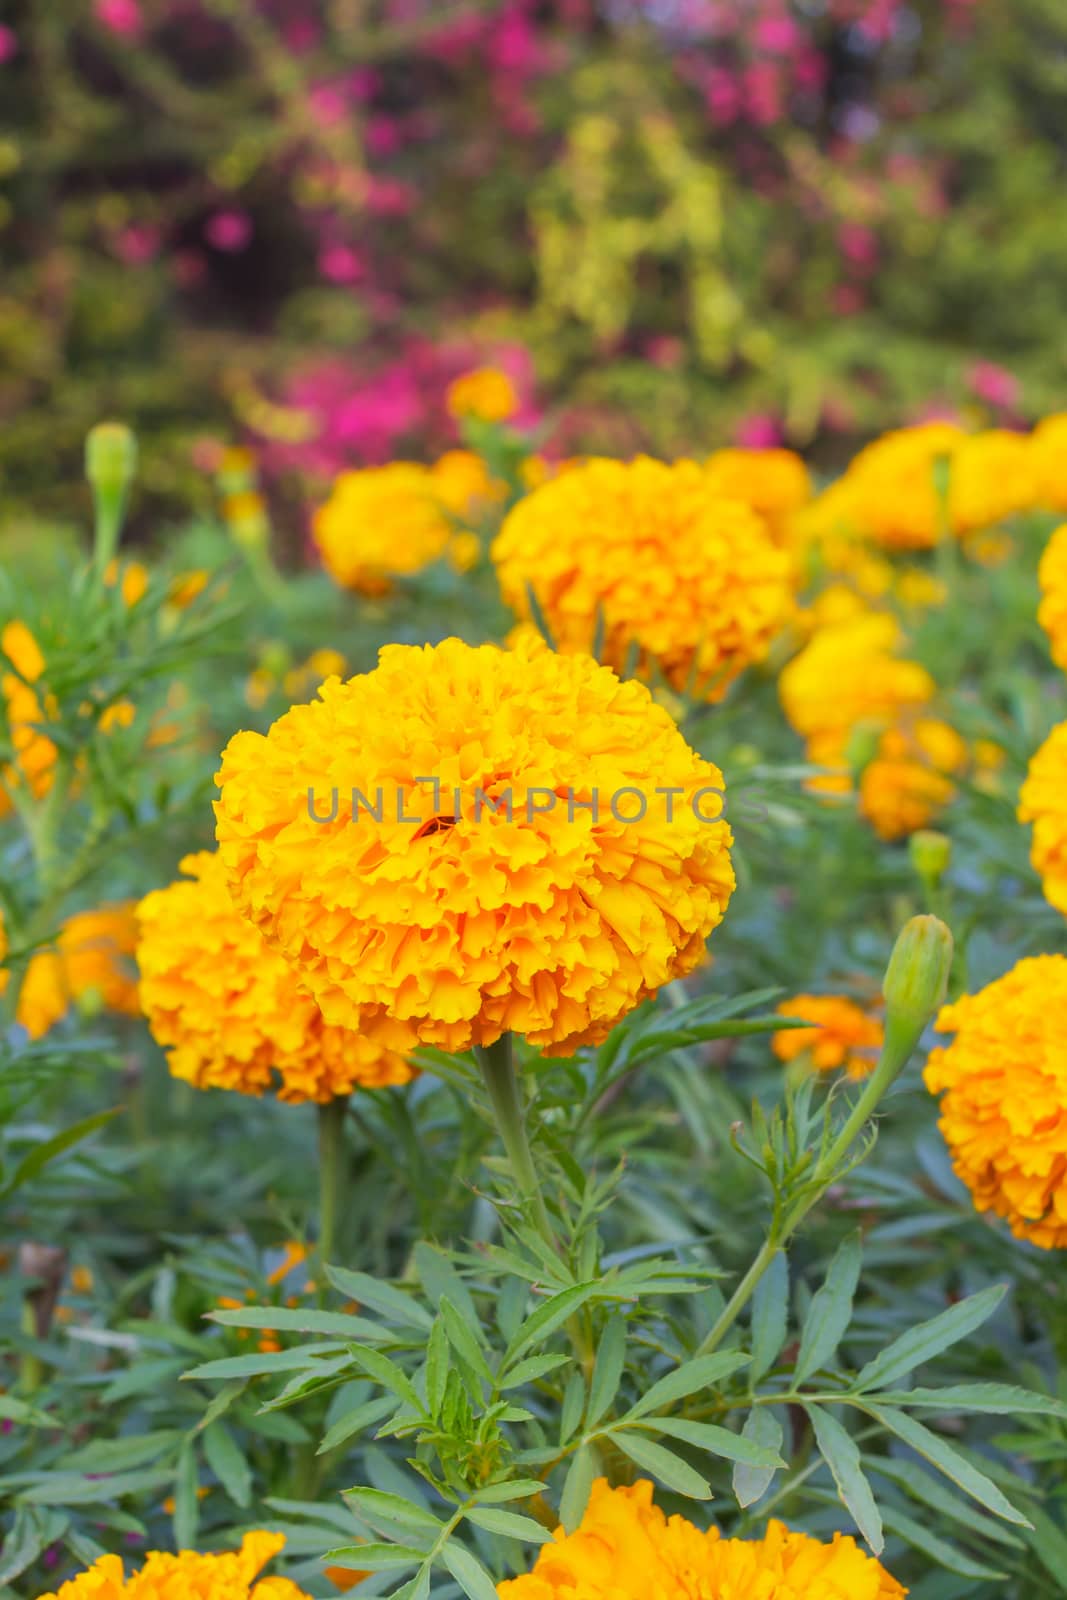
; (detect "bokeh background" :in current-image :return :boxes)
[2,0,1065,529]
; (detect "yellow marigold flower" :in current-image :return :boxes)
[283,648,347,701]
[446,365,519,423]
[773,994,884,1078]
[169,569,210,608]
[895,568,947,611]
[498,1479,905,1600]
[825,422,964,551]
[214,637,736,1057]
[137,851,415,1104]
[858,719,966,841]
[430,449,506,520]
[705,446,812,544]
[16,903,141,1039]
[37,1530,309,1600]
[104,559,149,607]
[448,529,482,573]
[99,699,136,734]
[1038,524,1067,671]
[780,614,934,748]
[925,956,1067,1248]
[1032,414,1067,512]
[492,457,795,704]
[948,429,1037,537]
[312,464,453,595]
[1,620,57,811]
[1019,721,1067,913]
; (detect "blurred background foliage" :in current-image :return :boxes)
[2,0,1067,528]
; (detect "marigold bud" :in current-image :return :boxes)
[882,914,953,1040]
[910,829,952,889]
[85,422,137,498]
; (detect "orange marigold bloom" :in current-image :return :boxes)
[498,1479,905,1600]
[925,956,1067,1248]
[948,429,1037,537]
[37,1530,309,1600]
[430,449,506,521]
[312,463,453,594]
[492,457,795,704]
[137,852,415,1103]
[773,995,884,1079]
[15,904,140,1039]
[1019,721,1067,914]
[704,447,812,544]
[1032,414,1067,512]
[446,365,519,423]
[1,619,57,811]
[815,422,964,551]
[1037,524,1067,672]
[858,719,967,842]
[214,637,735,1056]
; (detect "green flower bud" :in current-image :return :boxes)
[910,829,952,890]
[85,422,137,498]
[882,914,954,1046]
[845,720,881,777]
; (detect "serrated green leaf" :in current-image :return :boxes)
[806,1406,883,1554]
[202,1422,251,1508]
[793,1233,862,1386]
[172,1443,200,1550]
[505,1284,600,1364]
[184,1345,344,1381]
[345,1347,422,1412]
[733,1408,783,1509]
[873,1384,1067,1417]
[425,1318,449,1417]
[323,1544,426,1571]
[612,1432,712,1499]
[863,1405,1031,1527]
[342,1488,443,1537]
[881,1505,1007,1580]
[586,1315,626,1430]
[640,1415,784,1467]
[441,1538,500,1600]
[625,1351,750,1419]
[498,1353,571,1391]
[560,1370,586,1445]
[750,1250,789,1384]
[323,1266,434,1332]
[440,1296,494,1386]
[466,1506,552,1543]
[853,1286,1006,1393]
[560,1445,596,1533]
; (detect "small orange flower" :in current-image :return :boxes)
[446,365,519,423]
[773,994,884,1079]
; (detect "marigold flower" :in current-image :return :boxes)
[948,429,1037,537]
[1032,414,1067,512]
[446,365,519,423]
[214,637,735,1056]
[430,449,506,521]
[1,619,57,811]
[858,719,968,841]
[312,463,453,594]
[1038,524,1067,671]
[14,904,140,1039]
[137,852,415,1103]
[925,956,1067,1248]
[815,422,964,551]
[492,457,795,703]
[1019,721,1067,913]
[704,446,812,544]
[773,994,884,1079]
[498,1479,905,1600]
[37,1530,309,1600]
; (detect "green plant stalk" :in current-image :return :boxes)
[694,1016,924,1359]
[473,1034,554,1243]
[317,1095,350,1267]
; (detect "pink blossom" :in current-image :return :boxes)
[114,223,161,265]
[968,361,1021,411]
[838,223,878,270]
[366,115,402,157]
[308,83,349,130]
[832,284,866,315]
[364,178,416,217]
[754,14,800,53]
[281,17,320,53]
[645,336,685,370]
[93,0,143,37]
[318,243,366,285]
[204,210,252,252]
[743,62,783,126]
[735,414,783,449]
[705,68,741,125]
[0,24,17,63]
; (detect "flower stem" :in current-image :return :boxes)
[473,1034,554,1243]
[317,1095,349,1266]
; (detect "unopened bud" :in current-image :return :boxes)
[86,422,137,498]
[910,829,952,891]
[883,914,953,1049]
[845,721,881,777]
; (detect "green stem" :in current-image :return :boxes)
[694,1017,926,1359]
[317,1096,349,1267]
[473,1034,553,1243]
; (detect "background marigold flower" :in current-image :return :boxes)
[947,429,1037,537]
[214,637,736,1057]
[858,719,968,841]
[1037,524,1067,671]
[312,463,454,594]
[704,445,812,544]
[137,851,416,1102]
[430,449,506,521]
[492,457,795,704]
[13,904,141,1039]
[37,1530,310,1600]
[925,956,1067,1248]
[446,364,519,423]
[1019,721,1067,913]
[1032,414,1067,512]
[809,422,963,551]
[1,619,58,812]
[773,994,884,1078]
[498,1479,905,1599]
